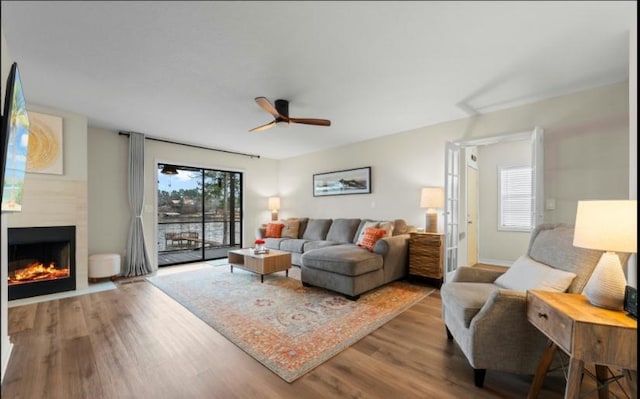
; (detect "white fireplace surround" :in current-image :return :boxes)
[6,177,89,295]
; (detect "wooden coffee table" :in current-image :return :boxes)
[227,248,291,282]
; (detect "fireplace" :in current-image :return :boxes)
[7,226,76,300]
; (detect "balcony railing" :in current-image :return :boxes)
[158,219,241,252]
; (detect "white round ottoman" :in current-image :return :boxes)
[89,253,121,282]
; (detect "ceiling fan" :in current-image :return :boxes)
[250,97,331,132]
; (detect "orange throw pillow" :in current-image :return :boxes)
[265,223,285,238]
[358,227,387,251]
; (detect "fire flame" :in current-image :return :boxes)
[8,262,70,285]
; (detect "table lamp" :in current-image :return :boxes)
[573,200,637,310]
[268,196,280,221]
[420,187,444,233]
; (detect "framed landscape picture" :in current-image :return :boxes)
[313,167,371,197]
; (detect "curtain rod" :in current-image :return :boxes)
[118,131,260,159]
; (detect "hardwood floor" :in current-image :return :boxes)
[1,266,632,399]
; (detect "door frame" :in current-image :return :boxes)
[153,160,245,267]
[443,127,543,277]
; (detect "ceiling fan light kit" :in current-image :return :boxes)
[250,97,330,132]
[160,164,178,175]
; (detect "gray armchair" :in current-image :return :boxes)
[440,223,612,387]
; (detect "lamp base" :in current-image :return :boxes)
[425,212,438,233]
[271,211,278,221]
[583,252,627,310]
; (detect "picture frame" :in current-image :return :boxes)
[313,166,371,197]
[26,111,64,175]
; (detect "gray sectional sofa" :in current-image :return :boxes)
[255,218,414,299]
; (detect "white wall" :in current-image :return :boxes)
[477,139,532,264]
[278,127,449,228]
[87,128,129,256]
[278,82,630,266]
[87,129,279,268]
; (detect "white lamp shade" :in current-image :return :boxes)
[268,197,281,211]
[573,200,637,253]
[420,187,444,209]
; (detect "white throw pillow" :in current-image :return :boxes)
[378,221,395,237]
[494,255,577,293]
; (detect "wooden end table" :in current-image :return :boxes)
[227,248,291,283]
[526,290,637,399]
[408,232,444,286]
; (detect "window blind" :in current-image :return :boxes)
[499,166,532,231]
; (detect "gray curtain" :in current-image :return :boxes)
[124,132,153,276]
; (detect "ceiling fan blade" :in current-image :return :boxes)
[249,120,276,132]
[255,97,281,119]
[289,118,331,127]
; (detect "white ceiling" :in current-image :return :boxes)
[1,1,635,159]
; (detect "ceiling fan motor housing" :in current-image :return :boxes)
[275,99,289,118]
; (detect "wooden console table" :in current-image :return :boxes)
[526,290,637,399]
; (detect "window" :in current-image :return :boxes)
[499,165,532,231]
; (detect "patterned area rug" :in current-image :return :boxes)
[146,265,433,382]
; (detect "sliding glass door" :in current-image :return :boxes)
[157,164,242,266]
